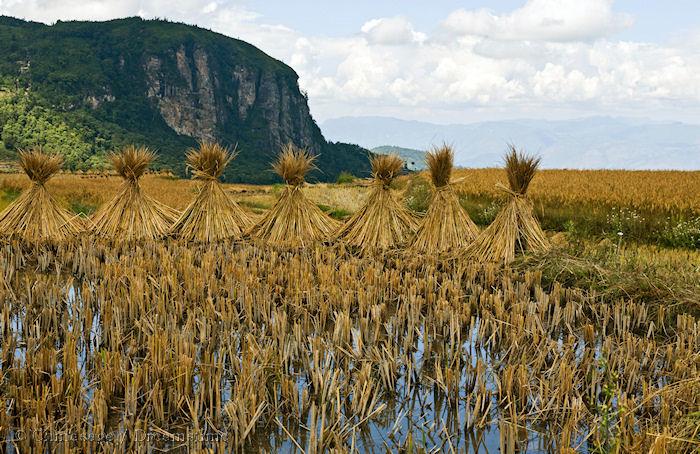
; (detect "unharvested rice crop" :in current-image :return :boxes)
[451,168,700,215]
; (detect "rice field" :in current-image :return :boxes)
[451,168,700,214]
[0,165,699,452]
[0,238,698,452]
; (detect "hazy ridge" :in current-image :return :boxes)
[323,116,700,170]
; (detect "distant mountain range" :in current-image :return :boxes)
[322,116,700,170]
[370,146,426,170]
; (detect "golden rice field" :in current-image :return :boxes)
[0,168,699,452]
[452,169,700,214]
[2,167,699,215]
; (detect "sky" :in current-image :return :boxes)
[1,0,699,124]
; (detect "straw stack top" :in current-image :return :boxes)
[273,143,316,186]
[371,154,403,187]
[426,145,453,188]
[504,145,540,195]
[19,148,63,185]
[111,145,155,182]
[187,142,233,180]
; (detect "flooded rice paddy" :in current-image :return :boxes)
[0,240,698,452]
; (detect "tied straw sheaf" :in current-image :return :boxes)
[170,142,253,242]
[335,154,418,255]
[248,143,337,248]
[465,145,549,264]
[89,145,180,241]
[411,145,479,253]
[0,148,82,242]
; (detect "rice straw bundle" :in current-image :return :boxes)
[466,145,549,264]
[170,142,252,242]
[335,154,418,254]
[248,143,337,247]
[411,145,478,253]
[90,145,179,241]
[0,148,82,243]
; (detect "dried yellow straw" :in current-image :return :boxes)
[0,148,82,243]
[170,142,253,242]
[90,145,179,241]
[465,145,549,264]
[248,143,337,247]
[411,145,478,253]
[335,154,418,254]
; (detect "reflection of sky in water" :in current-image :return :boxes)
[7,285,604,452]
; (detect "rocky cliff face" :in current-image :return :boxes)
[143,43,324,155]
[145,48,218,141]
[0,16,370,183]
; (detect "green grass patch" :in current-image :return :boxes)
[66,190,101,216]
[239,199,270,214]
[515,241,700,327]
[0,181,22,200]
[455,191,700,250]
[318,204,352,220]
[336,171,355,184]
[403,175,431,213]
[0,180,22,212]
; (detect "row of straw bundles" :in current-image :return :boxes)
[0,144,548,263]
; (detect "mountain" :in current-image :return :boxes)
[323,116,700,170]
[371,146,426,170]
[0,16,371,183]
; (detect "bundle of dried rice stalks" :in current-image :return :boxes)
[0,148,82,243]
[248,143,337,247]
[90,145,179,241]
[335,154,418,254]
[411,145,478,253]
[465,145,549,264]
[170,142,252,242]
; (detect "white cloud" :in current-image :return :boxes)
[0,0,698,123]
[0,0,140,22]
[442,0,633,42]
[361,16,426,45]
